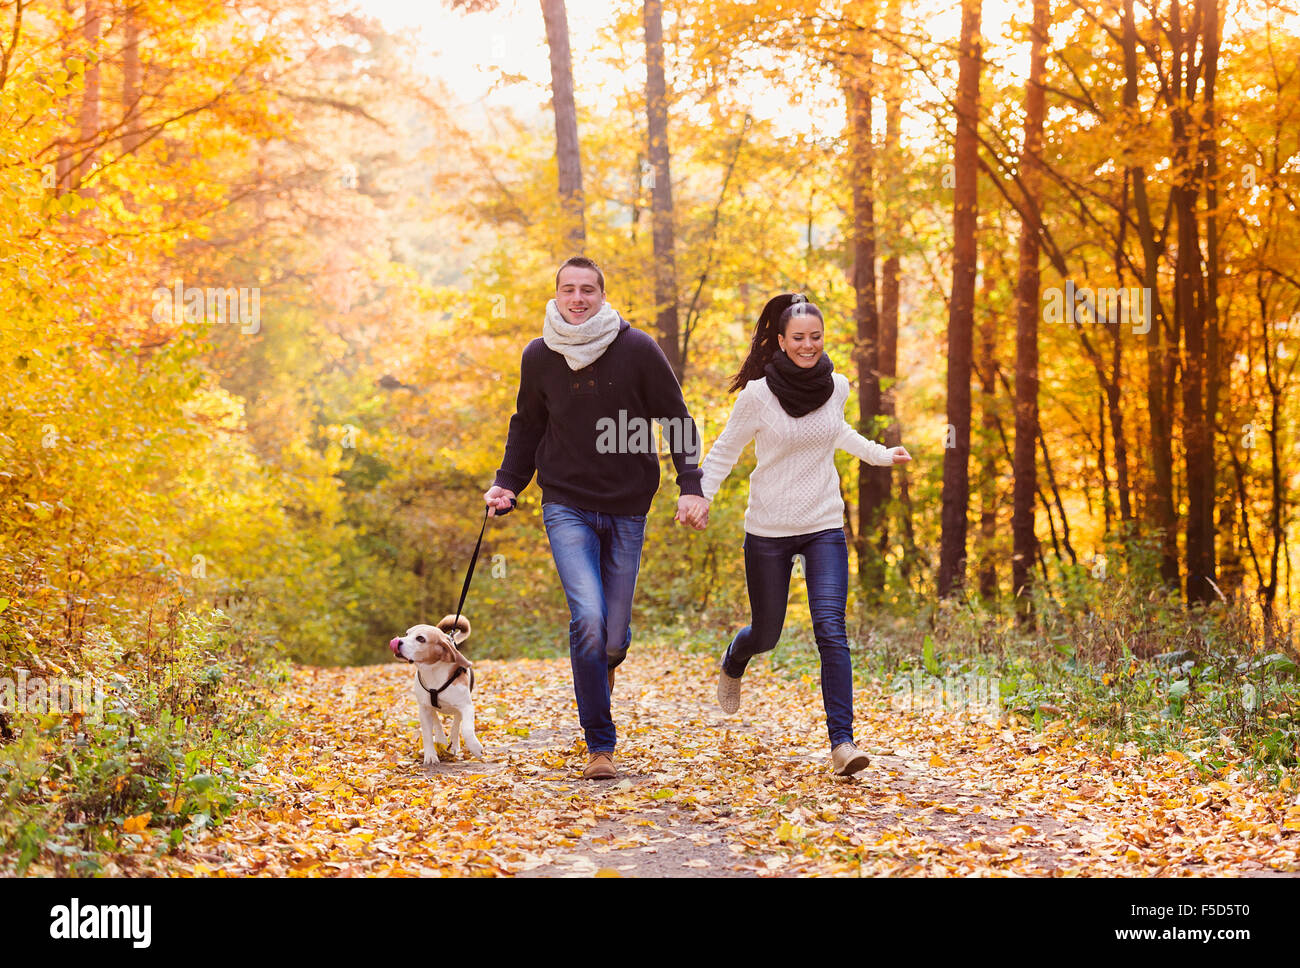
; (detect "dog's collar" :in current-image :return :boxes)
[416,665,474,710]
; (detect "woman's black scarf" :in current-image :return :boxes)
[764,349,834,417]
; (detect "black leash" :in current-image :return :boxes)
[417,498,513,709]
[451,498,513,631]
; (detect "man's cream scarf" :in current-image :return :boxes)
[543,299,622,370]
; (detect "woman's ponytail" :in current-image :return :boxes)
[729,293,800,392]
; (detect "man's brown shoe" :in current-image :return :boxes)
[583,750,617,780]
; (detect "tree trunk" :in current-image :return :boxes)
[878,8,903,577]
[1201,0,1224,599]
[977,272,998,602]
[540,0,586,253]
[644,0,682,378]
[1170,0,1215,605]
[1265,320,1283,613]
[1108,311,1133,526]
[846,65,886,597]
[1123,0,1180,589]
[71,0,101,193]
[122,6,143,155]
[937,0,982,599]
[1212,125,1239,602]
[55,0,76,192]
[1098,391,1112,530]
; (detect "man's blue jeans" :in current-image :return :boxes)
[722,527,855,747]
[542,502,647,753]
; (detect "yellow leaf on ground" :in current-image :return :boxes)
[123,813,151,834]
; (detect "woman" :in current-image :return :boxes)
[698,293,910,776]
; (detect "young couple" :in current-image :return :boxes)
[484,256,911,780]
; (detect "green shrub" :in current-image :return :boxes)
[0,605,286,875]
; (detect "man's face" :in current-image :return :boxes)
[555,266,605,324]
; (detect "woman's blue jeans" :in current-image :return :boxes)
[722,527,855,747]
[542,502,646,753]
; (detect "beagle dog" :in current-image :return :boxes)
[389,615,483,766]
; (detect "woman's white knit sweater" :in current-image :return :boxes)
[700,373,894,538]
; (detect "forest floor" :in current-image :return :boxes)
[118,646,1300,877]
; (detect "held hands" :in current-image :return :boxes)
[675,494,709,531]
[484,485,517,517]
[889,446,912,465]
[485,486,707,527]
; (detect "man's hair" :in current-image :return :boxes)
[555,256,605,292]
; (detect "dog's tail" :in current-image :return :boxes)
[437,614,471,646]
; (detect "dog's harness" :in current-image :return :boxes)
[416,663,475,710]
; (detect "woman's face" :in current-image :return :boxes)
[777,312,824,368]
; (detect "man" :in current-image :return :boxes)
[484,256,709,780]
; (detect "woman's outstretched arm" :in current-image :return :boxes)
[700,384,761,501]
[835,421,898,467]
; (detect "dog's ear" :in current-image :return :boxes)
[431,636,472,670]
[439,637,473,671]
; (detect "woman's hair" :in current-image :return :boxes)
[728,294,824,392]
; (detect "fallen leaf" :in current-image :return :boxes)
[123,813,151,834]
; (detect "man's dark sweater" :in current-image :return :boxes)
[494,318,705,515]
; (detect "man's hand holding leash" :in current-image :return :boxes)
[484,485,517,517]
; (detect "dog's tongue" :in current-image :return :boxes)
[388,637,401,654]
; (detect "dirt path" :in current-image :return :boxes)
[135,647,1300,877]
